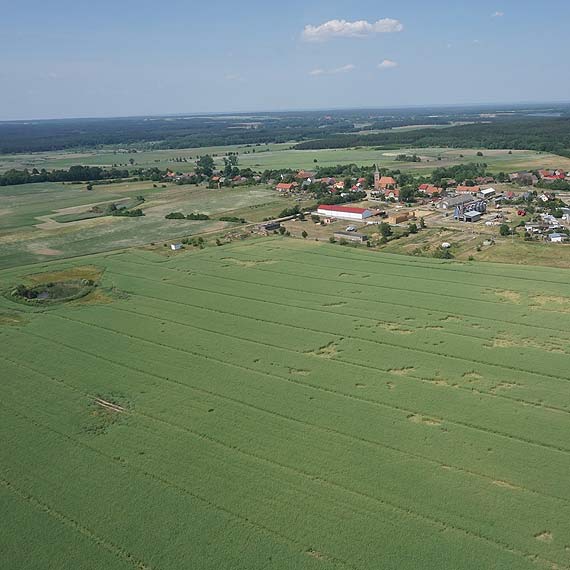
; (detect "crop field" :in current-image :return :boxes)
[2,238,570,569]
[0,181,288,269]
[3,144,570,175]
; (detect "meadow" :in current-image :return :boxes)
[0,180,291,269]
[3,144,570,176]
[2,238,570,569]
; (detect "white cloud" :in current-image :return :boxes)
[225,73,243,81]
[492,11,505,17]
[302,18,403,42]
[378,59,398,70]
[309,64,356,76]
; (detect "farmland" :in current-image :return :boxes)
[2,238,570,569]
[3,144,570,176]
[0,180,296,269]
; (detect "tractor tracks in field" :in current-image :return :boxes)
[103,264,570,387]
[0,472,153,570]
[1,374,566,570]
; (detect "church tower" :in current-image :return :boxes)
[374,164,380,191]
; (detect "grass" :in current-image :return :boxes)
[0,181,297,269]
[2,238,570,569]
[3,144,570,176]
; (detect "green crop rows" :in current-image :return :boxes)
[2,239,570,569]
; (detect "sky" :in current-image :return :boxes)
[1,0,569,120]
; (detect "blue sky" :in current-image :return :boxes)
[1,0,569,120]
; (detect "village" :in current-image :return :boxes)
[221,164,570,248]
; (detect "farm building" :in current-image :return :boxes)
[170,243,182,251]
[462,211,483,223]
[480,188,496,199]
[333,231,368,243]
[275,182,298,192]
[317,205,373,221]
[548,233,568,243]
[456,185,480,194]
[387,211,414,225]
[259,221,281,231]
[439,195,477,210]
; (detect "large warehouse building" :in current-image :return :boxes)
[317,204,373,221]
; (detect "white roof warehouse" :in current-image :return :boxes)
[317,205,373,221]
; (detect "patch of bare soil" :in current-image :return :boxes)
[530,295,570,314]
[376,321,414,335]
[495,290,522,304]
[222,257,277,268]
[0,313,25,325]
[408,414,442,426]
[534,531,553,543]
[492,480,521,491]
[388,367,415,376]
[27,265,104,285]
[28,246,63,256]
[307,342,339,358]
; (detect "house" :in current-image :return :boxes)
[170,243,182,251]
[525,223,547,234]
[509,171,538,185]
[333,231,368,243]
[548,233,568,243]
[379,176,397,190]
[317,204,373,221]
[357,177,367,187]
[418,184,442,196]
[456,185,480,194]
[480,188,496,199]
[296,170,315,181]
[384,188,400,201]
[275,182,298,192]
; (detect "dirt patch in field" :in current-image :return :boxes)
[530,295,570,313]
[376,321,414,335]
[495,290,522,304]
[26,265,104,285]
[489,382,519,393]
[322,301,347,307]
[388,367,415,376]
[307,341,339,358]
[535,531,553,543]
[306,549,325,560]
[0,313,26,325]
[222,257,277,268]
[408,414,442,426]
[288,368,309,376]
[463,371,482,381]
[492,480,521,491]
[490,334,566,354]
[355,383,366,388]
[29,247,63,256]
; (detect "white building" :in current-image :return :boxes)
[548,233,568,243]
[316,204,373,221]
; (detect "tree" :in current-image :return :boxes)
[379,222,392,238]
[419,217,426,229]
[408,223,418,234]
[301,230,308,239]
[499,223,511,236]
[399,186,416,203]
[86,183,93,191]
[196,155,215,177]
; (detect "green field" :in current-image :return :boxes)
[3,144,570,175]
[0,181,292,269]
[2,238,570,569]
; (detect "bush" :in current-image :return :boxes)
[165,212,185,219]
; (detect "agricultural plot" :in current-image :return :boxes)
[2,239,570,569]
[2,144,570,176]
[0,182,284,269]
